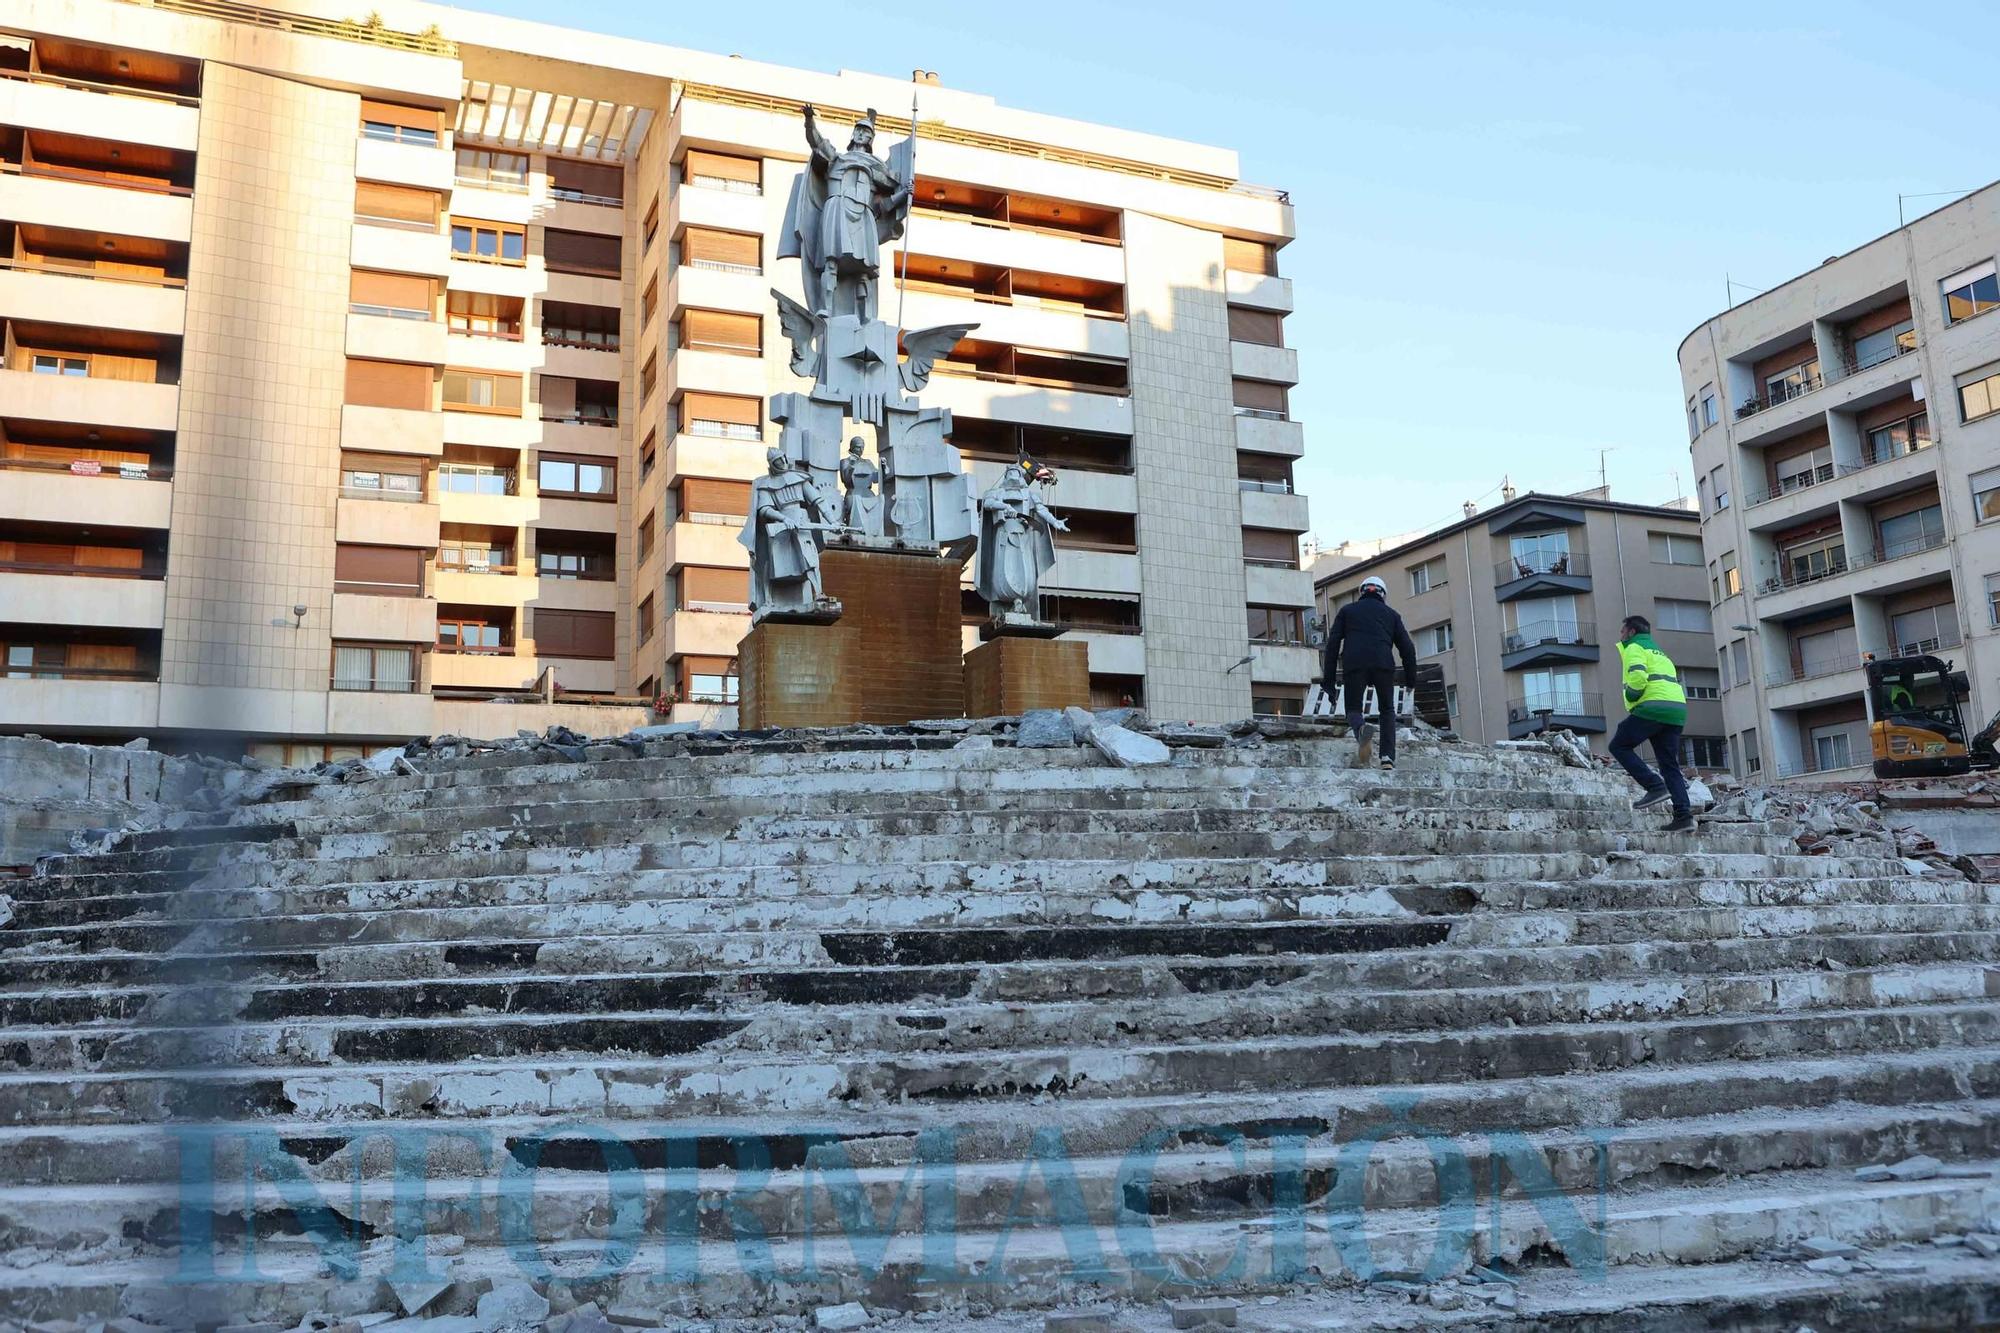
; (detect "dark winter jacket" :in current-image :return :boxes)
[1322,593,1419,688]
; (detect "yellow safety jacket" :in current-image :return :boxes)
[1619,633,1687,726]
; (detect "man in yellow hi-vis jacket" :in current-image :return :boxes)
[1612,614,1694,832]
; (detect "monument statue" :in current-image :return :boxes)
[974,462,1068,626]
[782,105,911,321]
[739,448,844,622]
[838,436,885,538]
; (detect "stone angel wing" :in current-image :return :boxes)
[770,288,824,380]
[898,322,977,394]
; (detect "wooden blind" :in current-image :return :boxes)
[548,157,624,201]
[355,181,441,225]
[1242,528,1298,562]
[360,99,440,132]
[684,566,750,602]
[1222,237,1277,276]
[543,228,621,277]
[682,478,751,515]
[685,150,759,184]
[682,309,761,351]
[66,643,138,671]
[1227,307,1285,346]
[682,227,760,267]
[350,270,436,310]
[77,544,144,570]
[341,452,424,477]
[345,358,432,411]
[680,392,759,426]
[680,654,736,677]
[1232,378,1287,412]
[533,608,615,660]
[334,544,425,593]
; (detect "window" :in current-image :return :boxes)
[1444,684,1458,718]
[537,454,615,498]
[543,228,621,278]
[1876,503,1944,560]
[641,278,658,328]
[341,464,423,500]
[1866,412,1930,465]
[1941,260,1999,325]
[345,358,432,411]
[1682,669,1721,701]
[350,270,436,320]
[638,509,656,563]
[1811,727,1854,774]
[1683,736,1728,769]
[332,644,415,692]
[31,354,86,376]
[1222,237,1278,276]
[1709,559,1720,605]
[533,608,615,660]
[642,197,660,251]
[446,291,523,339]
[1717,646,1732,692]
[455,147,528,191]
[1648,531,1703,566]
[1729,638,1749,687]
[1507,595,1579,648]
[438,615,506,655]
[334,544,424,597]
[1891,603,1961,655]
[538,545,613,581]
[1654,598,1712,634]
[681,226,762,274]
[438,538,511,572]
[435,462,511,495]
[678,654,741,703]
[1960,368,2000,423]
[1701,390,1718,428]
[356,181,443,229]
[1687,398,1698,442]
[1421,621,1454,656]
[548,157,623,206]
[1227,306,1285,347]
[640,431,658,482]
[640,353,659,401]
[441,369,522,414]
[1988,572,2000,627]
[1979,467,2000,524]
[1779,532,1845,585]
[1709,465,1729,512]
[1720,550,1740,598]
[541,301,619,351]
[1408,555,1446,594]
[678,309,761,356]
[1519,667,1588,715]
[1765,357,1820,404]
[1507,531,1572,578]
[1791,623,1857,679]
[360,99,439,146]
[638,594,656,644]
[1850,318,1916,370]
[677,392,762,441]
[1697,476,1710,518]
[1247,606,1304,645]
[684,150,761,194]
[450,219,525,265]
[1739,726,1761,776]
[1774,444,1834,495]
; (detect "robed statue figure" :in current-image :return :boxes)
[779,105,913,320]
[739,448,843,620]
[974,463,1068,620]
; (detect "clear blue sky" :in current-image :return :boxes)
[469,0,1996,547]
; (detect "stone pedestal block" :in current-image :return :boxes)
[738,622,860,729]
[964,635,1090,717]
[820,547,965,724]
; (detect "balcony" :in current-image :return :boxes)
[1493,551,1591,602]
[663,520,747,573]
[0,460,172,528]
[342,403,442,457]
[1744,460,1852,510]
[0,70,199,152]
[1234,411,1303,458]
[1048,548,1142,596]
[894,214,1123,286]
[1506,693,1607,739]
[354,136,454,193]
[0,167,192,244]
[0,258,186,337]
[1249,641,1317,685]
[923,369,1132,437]
[352,221,451,279]
[1224,268,1294,313]
[1755,532,1952,620]
[346,310,447,365]
[1240,487,1310,533]
[1229,340,1298,384]
[670,180,765,241]
[1,570,166,630]
[330,591,435,642]
[0,674,159,731]
[431,650,538,692]
[0,367,177,431]
[1735,371,1823,422]
[1500,620,1599,671]
[1244,561,1313,607]
[663,608,750,658]
[334,495,440,547]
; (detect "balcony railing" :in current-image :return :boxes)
[120,0,457,54]
[549,186,623,207]
[436,562,518,575]
[1244,557,1300,570]
[1873,528,1948,563]
[1760,556,1847,595]
[1736,372,1824,420]
[682,511,748,527]
[685,258,762,277]
[1841,337,1919,377]
[1506,693,1605,725]
[1058,620,1142,636]
[0,255,186,289]
[1502,620,1596,654]
[0,159,191,197]
[432,642,515,656]
[1232,407,1289,422]
[456,172,528,194]
[1775,756,1866,779]
[908,204,1122,248]
[929,364,1129,396]
[541,412,617,428]
[0,66,198,108]
[0,456,172,481]
[0,663,157,682]
[1237,478,1294,494]
[542,333,620,352]
[0,557,165,579]
[1863,438,1933,469]
[1494,552,1590,583]
[349,302,432,321]
[1893,630,1964,656]
[683,599,751,614]
[687,176,761,196]
[1744,462,1860,508]
[684,420,761,441]
[341,483,427,502]
[1766,656,1861,687]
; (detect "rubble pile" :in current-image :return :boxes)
[2,724,1998,1330]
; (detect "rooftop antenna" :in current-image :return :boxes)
[1898,188,1979,229]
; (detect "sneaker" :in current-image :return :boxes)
[1664,813,1696,833]
[1632,788,1671,812]
[1354,722,1375,767]
[1379,758,1396,771]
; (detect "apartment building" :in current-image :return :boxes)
[0,0,1311,759]
[1678,184,2000,782]
[1313,490,1728,765]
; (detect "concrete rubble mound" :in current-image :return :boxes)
[2,716,1999,1330]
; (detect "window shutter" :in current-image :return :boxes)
[682,478,751,515]
[67,643,138,671]
[684,566,751,603]
[354,181,442,225]
[534,609,615,659]
[335,544,425,592]
[350,270,436,311]
[1227,307,1285,346]
[680,392,761,427]
[684,150,760,184]
[1242,528,1298,562]
[543,228,622,277]
[548,157,624,202]
[1232,378,1287,412]
[345,358,433,410]
[1222,237,1277,275]
[682,227,761,268]
[682,310,761,352]
[360,99,441,132]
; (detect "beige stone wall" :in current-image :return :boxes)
[1122,211,1252,723]
[159,64,357,731]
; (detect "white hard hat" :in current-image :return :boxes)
[1359,576,1387,595]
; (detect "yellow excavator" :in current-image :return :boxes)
[1866,653,2000,778]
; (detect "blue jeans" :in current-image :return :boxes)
[1610,715,1688,817]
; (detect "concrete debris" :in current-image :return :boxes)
[372,1318,482,1333]
[1044,1312,1114,1332]
[1967,1233,2000,1259]
[1800,1236,1860,1259]
[603,1303,663,1327]
[1063,705,1098,740]
[1086,721,1171,768]
[1804,1257,1853,1275]
[388,1275,454,1317]
[812,1304,871,1330]
[1855,1165,1896,1182]
[1168,1300,1239,1328]
[1012,710,1075,749]
[624,722,701,740]
[473,1282,549,1328]
[1885,1154,1943,1181]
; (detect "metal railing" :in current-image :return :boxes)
[1502,620,1596,653]
[542,333,620,352]
[1841,337,1919,376]
[1237,478,1294,494]
[1894,631,1964,656]
[0,456,170,481]
[685,420,761,441]
[436,562,518,576]
[456,173,528,193]
[1736,372,1824,420]
[683,599,751,614]
[1,664,157,682]
[360,124,439,148]
[1232,407,1290,422]
[0,66,198,107]
[1863,437,1933,468]
[1243,557,1300,570]
[1744,462,1858,508]
[1766,656,1861,687]
[1760,555,1847,594]
[1494,552,1590,583]
[540,412,617,428]
[0,255,186,288]
[1505,693,1605,725]
[118,0,458,55]
[1873,528,1948,563]
[1775,755,1865,779]
[348,302,432,321]
[549,186,623,207]
[682,511,748,527]
[686,175,762,196]
[929,363,1129,396]
[449,324,523,341]
[341,483,426,502]
[685,258,762,276]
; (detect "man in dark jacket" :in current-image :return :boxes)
[1322,575,1419,769]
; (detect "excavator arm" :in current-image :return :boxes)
[1973,704,2000,768]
